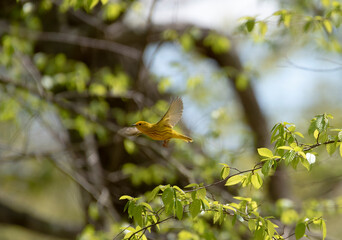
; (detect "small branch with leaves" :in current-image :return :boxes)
[117,114,339,240]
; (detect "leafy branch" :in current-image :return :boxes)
[118,115,339,240]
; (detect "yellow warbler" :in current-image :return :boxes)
[128,97,193,147]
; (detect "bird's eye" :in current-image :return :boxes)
[139,123,141,125]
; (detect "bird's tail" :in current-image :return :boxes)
[175,133,193,143]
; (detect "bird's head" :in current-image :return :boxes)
[132,121,152,131]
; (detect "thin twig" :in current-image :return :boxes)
[113,224,132,240]
[15,52,45,96]
[284,58,342,72]
[127,216,174,240]
[184,165,262,193]
[303,140,339,151]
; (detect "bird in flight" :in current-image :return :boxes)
[120,97,193,147]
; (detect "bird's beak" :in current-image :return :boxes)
[131,124,137,127]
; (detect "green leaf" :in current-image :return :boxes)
[202,198,210,209]
[103,3,123,21]
[338,131,342,141]
[288,125,296,132]
[120,195,134,201]
[284,13,292,27]
[191,191,197,201]
[141,202,153,212]
[291,156,300,169]
[323,19,333,33]
[254,227,265,240]
[321,0,330,7]
[123,229,135,240]
[127,202,135,217]
[315,114,328,132]
[162,187,174,204]
[243,173,251,188]
[304,20,312,32]
[251,173,263,189]
[262,160,273,176]
[321,219,327,240]
[257,148,274,158]
[232,214,237,226]
[295,222,305,239]
[180,33,194,52]
[162,187,174,214]
[340,144,342,158]
[301,158,311,171]
[271,122,280,132]
[294,131,304,138]
[221,166,230,179]
[278,146,293,151]
[257,173,263,187]
[258,21,268,38]
[213,211,220,224]
[133,205,143,227]
[184,183,199,188]
[87,0,99,10]
[246,19,255,32]
[189,199,201,218]
[89,83,106,95]
[308,119,317,135]
[297,151,306,159]
[173,186,184,194]
[147,186,160,202]
[267,220,275,237]
[203,32,231,54]
[222,204,235,212]
[284,151,296,165]
[314,129,319,139]
[197,188,206,200]
[248,219,256,231]
[176,200,183,220]
[326,142,337,155]
[225,175,244,186]
[88,202,99,221]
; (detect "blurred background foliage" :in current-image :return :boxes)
[1,0,342,239]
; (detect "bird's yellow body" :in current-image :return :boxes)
[131,97,193,147]
[134,121,192,142]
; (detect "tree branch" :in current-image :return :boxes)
[0,75,120,133]
[36,31,141,59]
[184,138,339,193]
[0,20,141,59]
[0,201,82,239]
[127,216,174,240]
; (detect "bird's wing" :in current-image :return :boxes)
[157,97,183,127]
[118,127,141,137]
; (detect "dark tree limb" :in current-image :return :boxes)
[0,201,83,239]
